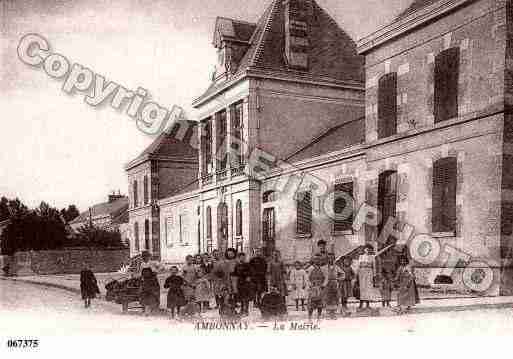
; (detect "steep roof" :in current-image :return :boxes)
[194,0,364,106]
[70,197,128,225]
[126,120,198,170]
[285,117,365,163]
[396,0,442,20]
[213,17,256,47]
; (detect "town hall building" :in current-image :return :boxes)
[126,0,513,296]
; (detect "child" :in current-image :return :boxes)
[289,261,307,311]
[323,253,343,319]
[195,268,212,313]
[80,263,100,308]
[180,296,202,320]
[340,257,355,311]
[395,259,419,314]
[307,255,325,320]
[260,286,287,320]
[139,267,160,315]
[219,285,239,319]
[182,255,199,300]
[380,270,393,308]
[164,266,186,319]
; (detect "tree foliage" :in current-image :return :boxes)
[60,204,80,222]
[71,222,126,249]
[0,201,66,255]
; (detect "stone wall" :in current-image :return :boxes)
[10,249,129,276]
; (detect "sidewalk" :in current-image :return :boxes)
[3,273,513,318]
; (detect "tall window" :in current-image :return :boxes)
[378,171,398,236]
[235,199,242,237]
[206,206,212,239]
[434,47,459,123]
[133,180,138,208]
[378,72,398,139]
[144,219,150,250]
[202,119,213,174]
[143,175,149,205]
[165,217,173,246]
[217,202,228,251]
[296,191,312,234]
[134,222,139,251]
[262,207,275,257]
[333,181,354,232]
[432,157,457,233]
[231,102,244,168]
[216,110,228,171]
[179,214,189,244]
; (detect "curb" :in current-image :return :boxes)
[1,276,81,295]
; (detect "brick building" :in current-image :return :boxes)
[125,121,198,259]
[126,0,513,295]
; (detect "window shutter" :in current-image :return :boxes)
[333,182,354,232]
[206,206,212,239]
[432,157,457,232]
[236,200,242,236]
[434,48,459,123]
[378,73,398,139]
[297,191,312,234]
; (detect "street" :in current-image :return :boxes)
[1,280,513,336]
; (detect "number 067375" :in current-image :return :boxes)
[7,339,39,349]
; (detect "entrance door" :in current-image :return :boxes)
[262,207,275,257]
[217,202,228,252]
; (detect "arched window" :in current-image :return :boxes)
[134,222,139,252]
[434,47,460,123]
[206,206,212,239]
[378,170,398,236]
[144,219,150,250]
[432,157,457,233]
[133,181,138,208]
[378,72,397,139]
[263,190,277,203]
[235,199,242,237]
[143,175,149,205]
[296,191,312,235]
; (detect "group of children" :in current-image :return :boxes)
[288,254,355,320]
[101,248,419,320]
[287,254,419,319]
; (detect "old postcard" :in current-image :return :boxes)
[1,0,513,356]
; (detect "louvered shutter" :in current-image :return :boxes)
[297,191,312,234]
[432,157,457,232]
[378,73,398,139]
[333,182,354,232]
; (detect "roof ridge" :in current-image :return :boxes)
[216,16,257,26]
[284,116,365,162]
[248,0,281,68]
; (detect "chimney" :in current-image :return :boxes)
[108,192,124,203]
[284,0,311,70]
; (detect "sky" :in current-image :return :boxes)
[0,0,411,212]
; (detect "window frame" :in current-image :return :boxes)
[332,181,354,234]
[377,72,398,139]
[434,47,460,123]
[432,157,457,235]
[296,190,312,236]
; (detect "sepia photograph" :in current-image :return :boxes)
[1,0,513,356]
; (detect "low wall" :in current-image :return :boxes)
[11,249,129,276]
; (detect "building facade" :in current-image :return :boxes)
[125,121,198,259]
[128,0,513,295]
